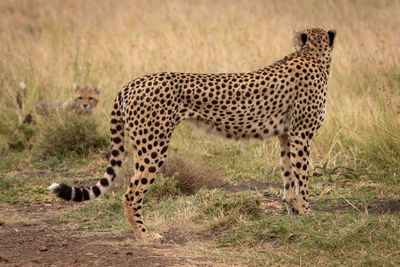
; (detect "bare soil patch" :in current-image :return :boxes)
[160,229,190,245]
[0,203,71,224]
[313,199,400,214]
[0,224,187,267]
[367,200,400,214]
[0,203,199,266]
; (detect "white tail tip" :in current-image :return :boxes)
[48,183,60,194]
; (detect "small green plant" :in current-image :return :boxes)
[33,113,109,160]
[6,123,36,151]
[195,190,264,231]
[202,193,262,218]
[0,174,55,205]
[58,193,129,231]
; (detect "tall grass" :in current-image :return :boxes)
[0,0,398,183]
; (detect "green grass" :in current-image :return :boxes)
[218,213,400,266]
[145,175,182,202]
[56,193,131,232]
[0,173,55,205]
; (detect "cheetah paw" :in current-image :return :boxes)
[136,232,164,244]
[284,198,311,215]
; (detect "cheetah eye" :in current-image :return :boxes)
[78,96,83,100]
[89,97,93,100]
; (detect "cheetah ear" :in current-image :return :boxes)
[293,31,307,52]
[73,83,78,93]
[300,33,308,45]
[95,87,100,95]
[328,29,336,48]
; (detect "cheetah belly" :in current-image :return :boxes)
[185,107,291,140]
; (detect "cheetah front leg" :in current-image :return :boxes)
[288,133,311,214]
[278,135,300,214]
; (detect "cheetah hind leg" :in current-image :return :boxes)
[122,168,163,243]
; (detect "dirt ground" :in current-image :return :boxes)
[0,205,193,267]
[1,181,399,267]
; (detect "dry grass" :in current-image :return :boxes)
[161,154,223,194]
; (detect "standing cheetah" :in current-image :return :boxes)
[49,28,336,241]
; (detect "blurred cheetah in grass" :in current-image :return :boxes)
[23,84,100,123]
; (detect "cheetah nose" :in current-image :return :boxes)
[82,104,88,109]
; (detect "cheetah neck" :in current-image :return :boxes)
[298,49,332,79]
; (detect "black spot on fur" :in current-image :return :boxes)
[92,186,101,197]
[106,167,115,176]
[100,178,109,186]
[161,146,168,154]
[53,183,72,201]
[72,187,83,202]
[82,188,90,200]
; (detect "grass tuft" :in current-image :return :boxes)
[33,113,109,160]
[6,123,36,151]
[58,193,129,232]
[195,189,264,231]
[161,154,223,194]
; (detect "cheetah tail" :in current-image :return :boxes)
[48,93,125,202]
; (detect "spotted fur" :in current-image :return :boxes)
[49,28,336,241]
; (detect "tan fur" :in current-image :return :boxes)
[49,28,336,243]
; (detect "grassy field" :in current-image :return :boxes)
[0,0,399,266]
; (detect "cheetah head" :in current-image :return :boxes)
[293,28,336,53]
[72,84,100,113]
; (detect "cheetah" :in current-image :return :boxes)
[23,84,100,124]
[49,28,336,242]
[36,84,100,114]
[68,84,101,113]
